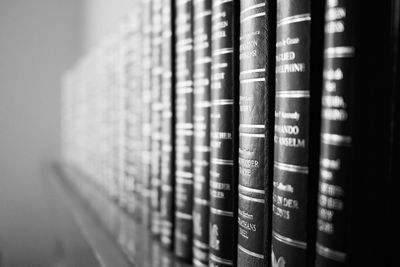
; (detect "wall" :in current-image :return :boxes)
[0,0,133,265]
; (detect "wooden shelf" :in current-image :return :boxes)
[49,163,191,267]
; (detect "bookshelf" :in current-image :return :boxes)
[50,162,190,267]
[60,0,400,266]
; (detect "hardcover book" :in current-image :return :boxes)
[174,0,195,260]
[237,0,270,266]
[160,0,176,250]
[209,0,239,266]
[315,0,355,266]
[192,0,212,265]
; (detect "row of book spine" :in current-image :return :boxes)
[61,0,400,266]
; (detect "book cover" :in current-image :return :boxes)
[237,0,273,266]
[140,0,153,228]
[174,0,194,260]
[160,0,176,249]
[271,0,324,266]
[209,0,239,266]
[150,0,163,236]
[192,0,212,265]
[315,1,355,266]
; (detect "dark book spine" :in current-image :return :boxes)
[140,0,153,227]
[160,0,176,249]
[272,0,314,266]
[344,1,393,266]
[150,0,163,236]
[263,0,277,265]
[174,0,194,260]
[387,2,400,265]
[315,1,355,266]
[237,0,268,266]
[192,0,212,265]
[209,0,238,266]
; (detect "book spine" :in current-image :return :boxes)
[192,0,212,265]
[263,0,277,265]
[112,39,120,197]
[386,3,400,266]
[113,23,123,204]
[344,2,393,266]
[114,41,121,201]
[237,0,268,266]
[160,0,175,249]
[140,0,153,227]
[209,0,238,266]
[272,0,312,266]
[126,12,143,217]
[315,1,355,266]
[133,30,143,218]
[174,0,194,260]
[150,0,163,236]
[126,16,134,213]
[117,21,129,208]
[389,1,400,179]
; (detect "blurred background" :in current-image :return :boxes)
[0,0,135,265]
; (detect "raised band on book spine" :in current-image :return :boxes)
[192,0,212,265]
[174,0,194,260]
[315,1,355,266]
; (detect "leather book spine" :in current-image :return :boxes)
[160,0,176,249]
[174,0,194,260]
[315,0,355,266]
[150,0,163,236]
[192,0,212,265]
[272,0,313,266]
[209,0,239,266]
[237,0,269,266]
[140,0,153,228]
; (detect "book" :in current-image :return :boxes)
[345,1,395,265]
[263,0,277,264]
[160,0,176,249]
[315,0,355,266]
[271,0,324,266]
[140,0,153,227]
[387,2,400,265]
[192,0,212,265]
[150,0,164,237]
[60,2,400,267]
[209,0,239,266]
[116,20,129,208]
[174,0,194,260]
[237,0,272,266]
[125,11,143,217]
[389,0,400,180]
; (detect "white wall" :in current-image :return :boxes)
[82,0,136,52]
[0,0,134,265]
[0,0,83,264]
